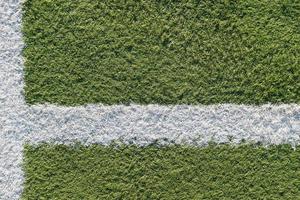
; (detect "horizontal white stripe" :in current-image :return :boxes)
[0,0,299,199]
[3,104,300,146]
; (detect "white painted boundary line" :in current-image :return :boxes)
[0,0,299,199]
[0,139,23,200]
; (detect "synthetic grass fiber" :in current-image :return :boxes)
[22,144,300,200]
[23,0,300,105]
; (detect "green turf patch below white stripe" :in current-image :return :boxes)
[22,144,300,199]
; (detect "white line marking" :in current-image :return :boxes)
[0,0,299,199]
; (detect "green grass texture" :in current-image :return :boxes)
[22,144,300,200]
[23,0,300,105]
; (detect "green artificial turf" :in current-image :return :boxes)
[22,144,300,200]
[23,0,300,105]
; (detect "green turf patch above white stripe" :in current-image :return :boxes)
[23,0,300,105]
[22,144,300,199]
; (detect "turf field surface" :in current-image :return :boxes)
[23,0,300,105]
[22,144,300,200]
[0,0,299,199]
